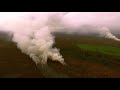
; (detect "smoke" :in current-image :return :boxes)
[60,12,120,41]
[12,26,66,65]
[0,12,119,66]
[0,12,66,65]
[98,27,120,41]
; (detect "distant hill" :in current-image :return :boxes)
[0,31,12,41]
[53,32,98,38]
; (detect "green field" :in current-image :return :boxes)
[78,44,120,56]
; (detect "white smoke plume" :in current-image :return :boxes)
[0,12,66,65]
[0,12,119,65]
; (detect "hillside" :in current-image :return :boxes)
[0,33,120,78]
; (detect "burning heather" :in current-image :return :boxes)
[0,12,119,66]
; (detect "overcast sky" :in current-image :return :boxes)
[62,12,120,30]
[0,12,120,33]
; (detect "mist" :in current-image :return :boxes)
[0,12,120,65]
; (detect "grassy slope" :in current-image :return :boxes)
[1,33,120,78]
[78,44,120,56]
[49,34,120,78]
[0,38,44,78]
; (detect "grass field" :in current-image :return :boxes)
[78,44,120,56]
[1,33,120,78]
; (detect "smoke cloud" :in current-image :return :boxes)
[0,12,120,65]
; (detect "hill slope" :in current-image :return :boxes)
[1,33,120,78]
